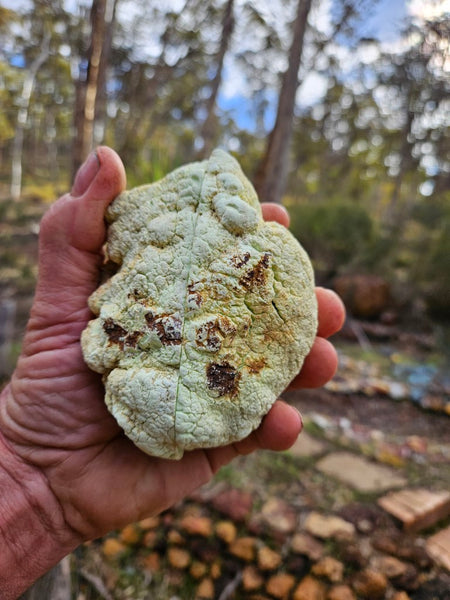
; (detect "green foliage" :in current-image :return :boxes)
[21,182,61,203]
[417,215,450,318]
[289,201,378,278]
[0,0,448,321]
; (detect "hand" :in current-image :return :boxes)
[0,147,344,595]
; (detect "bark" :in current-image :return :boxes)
[118,0,195,162]
[93,0,118,146]
[0,299,16,377]
[72,0,108,180]
[196,0,235,159]
[19,558,71,600]
[389,105,415,223]
[10,30,50,201]
[253,0,313,204]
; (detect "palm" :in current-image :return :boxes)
[12,292,216,539]
[2,147,344,542]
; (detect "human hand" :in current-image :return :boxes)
[0,147,344,596]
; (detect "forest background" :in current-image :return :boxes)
[0,0,449,324]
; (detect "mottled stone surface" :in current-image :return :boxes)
[316,452,407,492]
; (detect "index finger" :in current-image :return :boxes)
[316,287,346,338]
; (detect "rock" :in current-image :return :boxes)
[212,487,254,521]
[335,541,367,569]
[168,529,185,545]
[372,531,431,569]
[141,552,160,573]
[196,577,215,599]
[391,593,411,600]
[229,537,257,562]
[397,540,432,569]
[285,554,308,576]
[289,432,327,458]
[326,585,356,600]
[210,561,221,579]
[119,523,141,545]
[392,565,420,591]
[352,569,387,599]
[304,512,355,540]
[292,575,326,600]
[190,561,208,579]
[291,532,325,560]
[166,569,184,587]
[312,557,344,583]
[338,503,385,534]
[316,452,407,493]
[168,547,191,569]
[180,515,213,537]
[333,274,390,319]
[371,555,409,579]
[405,435,428,454]
[138,515,160,530]
[215,520,238,544]
[265,573,296,599]
[372,531,399,555]
[143,529,158,548]
[101,537,127,560]
[371,554,419,591]
[411,574,450,600]
[190,538,221,563]
[242,565,264,592]
[257,546,282,571]
[260,497,298,536]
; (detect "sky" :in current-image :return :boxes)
[3,0,448,129]
[217,0,449,130]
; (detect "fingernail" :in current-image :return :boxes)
[290,406,303,433]
[71,151,100,197]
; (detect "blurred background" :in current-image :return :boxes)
[1,1,450,599]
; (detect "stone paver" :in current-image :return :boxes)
[304,512,355,540]
[377,488,450,531]
[426,525,450,571]
[290,432,327,458]
[316,451,407,493]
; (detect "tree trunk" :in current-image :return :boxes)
[0,298,16,378]
[253,0,313,204]
[10,31,50,201]
[19,558,71,600]
[196,0,235,159]
[72,0,108,180]
[93,0,118,146]
[388,105,415,225]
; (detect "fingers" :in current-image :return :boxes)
[235,399,302,454]
[40,147,126,254]
[261,203,290,227]
[204,400,302,472]
[316,287,346,338]
[206,287,345,473]
[71,147,127,253]
[290,337,338,389]
[31,147,126,331]
[289,289,344,389]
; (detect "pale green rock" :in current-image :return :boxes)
[81,149,317,459]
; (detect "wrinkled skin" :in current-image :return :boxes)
[0,147,344,598]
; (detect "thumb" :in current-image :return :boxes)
[31,147,126,330]
[40,146,126,253]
